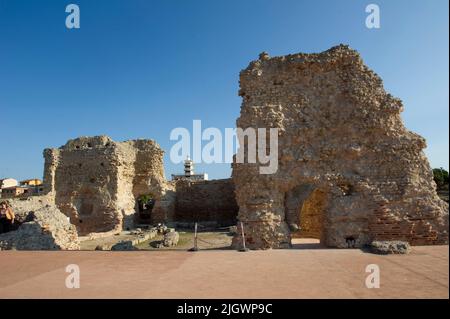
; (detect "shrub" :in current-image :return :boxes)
[433,168,449,188]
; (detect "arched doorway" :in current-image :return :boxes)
[285,185,328,248]
[296,188,326,239]
[136,194,156,224]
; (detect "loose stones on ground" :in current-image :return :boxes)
[370,240,412,255]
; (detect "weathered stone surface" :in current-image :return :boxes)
[147,228,158,239]
[164,227,175,234]
[0,196,79,250]
[129,228,143,235]
[155,223,168,234]
[43,136,174,236]
[151,184,176,224]
[111,240,136,251]
[163,231,179,247]
[370,240,411,255]
[95,244,112,251]
[232,45,449,249]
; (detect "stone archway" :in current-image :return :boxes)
[285,184,329,246]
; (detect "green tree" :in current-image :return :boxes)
[138,194,154,204]
[433,168,449,188]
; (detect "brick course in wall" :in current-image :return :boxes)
[174,179,238,226]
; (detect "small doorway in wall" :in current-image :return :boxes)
[136,194,156,224]
[291,188,327,249]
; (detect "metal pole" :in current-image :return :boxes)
[239,221,249,252]
[189,222,199,251]
[195,222,198,249]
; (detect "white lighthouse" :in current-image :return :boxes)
[184,156,194,177]
[171,156,208,181]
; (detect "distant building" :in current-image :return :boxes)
[0,178,18,189]
[21,178,44,196]
[19,178,43,186]
[1,185,31,198]
[0,178,44,198]
[171,156,208,181]
[0,178,19,198]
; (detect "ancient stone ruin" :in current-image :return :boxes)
[43,135,175,236]
[0,196,79,250]
[231,45,448,249]
[1,44,447,251]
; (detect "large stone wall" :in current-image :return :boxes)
[43,136,174,235]
[174,179,238,226]
[232,45,449,249]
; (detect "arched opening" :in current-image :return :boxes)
[285,185,328,249]
[135,194,156,224]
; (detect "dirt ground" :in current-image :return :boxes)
[79,230,233,251]
[0,242,447,299]
[135,231,233,250]
[79,233,141,250]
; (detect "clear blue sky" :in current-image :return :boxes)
[0,0,448,181]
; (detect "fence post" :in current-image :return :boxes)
[239,221,249,252]
[189,222,199,251]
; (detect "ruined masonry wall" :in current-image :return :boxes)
[43,136,172,235]
[232,45,449,249]
[174,179,238,226]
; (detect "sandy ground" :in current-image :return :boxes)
[0,242,447,299]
